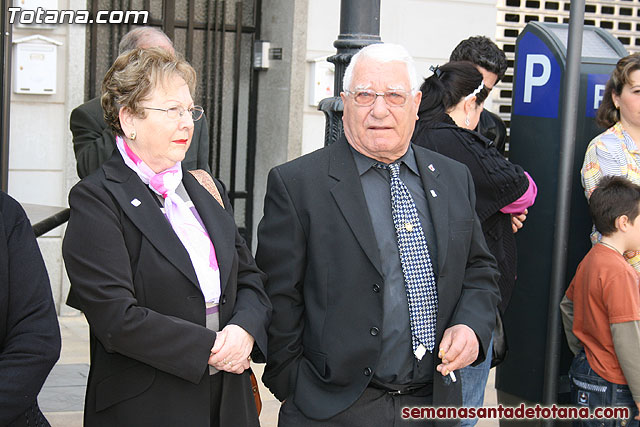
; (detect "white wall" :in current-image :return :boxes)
[301,0,499,155]
[7,0,86,313]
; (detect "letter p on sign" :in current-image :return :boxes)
[594,84,605,110]
[524,54,551,103]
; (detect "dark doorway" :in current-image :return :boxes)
[85,0,260,245]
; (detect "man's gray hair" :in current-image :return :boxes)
[343,43,419,93]
[118,27,173,54]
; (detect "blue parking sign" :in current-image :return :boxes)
[513,32,562,118]
[586,74,610,118]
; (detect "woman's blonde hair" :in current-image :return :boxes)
[101,47,197,136]
[597,53,640,129]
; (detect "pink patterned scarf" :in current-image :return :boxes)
[116,136,220,303]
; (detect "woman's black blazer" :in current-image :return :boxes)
[63,153,271,427]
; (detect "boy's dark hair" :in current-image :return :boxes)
[589,176,640,236]
[450,36,508,82]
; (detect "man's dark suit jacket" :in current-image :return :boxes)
[0,192,61,427]
[70,96,212,178]
[63,154,271,426]
[256,137,500,422]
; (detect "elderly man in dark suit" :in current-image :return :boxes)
[256,43,501,426]
[70,27,211,178]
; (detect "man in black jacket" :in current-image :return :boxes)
[70,27,211,178]
[257,43,500,426]
[450,36,508,155]
[0,192,61,427]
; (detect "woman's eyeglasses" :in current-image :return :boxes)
[143,105,204,121]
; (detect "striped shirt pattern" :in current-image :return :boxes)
[581,122,640,273]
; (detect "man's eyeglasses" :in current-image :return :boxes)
[143,105,204,121]
[345,89,411,107]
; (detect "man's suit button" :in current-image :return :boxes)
[221,295,227,304]
[370,327,379,336]
[363,367,372,376]
[372,284,380,293]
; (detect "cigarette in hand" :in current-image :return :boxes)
[449,371,457,382]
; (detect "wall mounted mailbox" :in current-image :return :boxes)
[13,34,62,95]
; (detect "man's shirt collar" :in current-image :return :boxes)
[349,144,420,177]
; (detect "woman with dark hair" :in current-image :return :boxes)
[582,52,640,273]
[412,61,537,427]
[417,61,489,128]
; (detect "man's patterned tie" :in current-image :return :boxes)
[377,162,438,360]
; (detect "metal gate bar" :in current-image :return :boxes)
[230,2,243,207]
[214,1,226,181]
[185,1,195,63]
[205,1,216,171]
[244,0,263,245]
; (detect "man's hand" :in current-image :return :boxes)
[209,324,254,374]
[511,209,528,233]
[436,324,479,377]
[635,402,640,421]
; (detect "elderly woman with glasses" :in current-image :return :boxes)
[62,47,271,427]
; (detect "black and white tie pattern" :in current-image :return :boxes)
[377,162,438,359]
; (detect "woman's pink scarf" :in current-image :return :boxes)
[116,136,220,303]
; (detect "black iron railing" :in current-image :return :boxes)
[24,205,70,237]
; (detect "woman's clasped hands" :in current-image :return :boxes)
[209,324,254,374]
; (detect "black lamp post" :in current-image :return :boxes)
[319,0,381,146]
